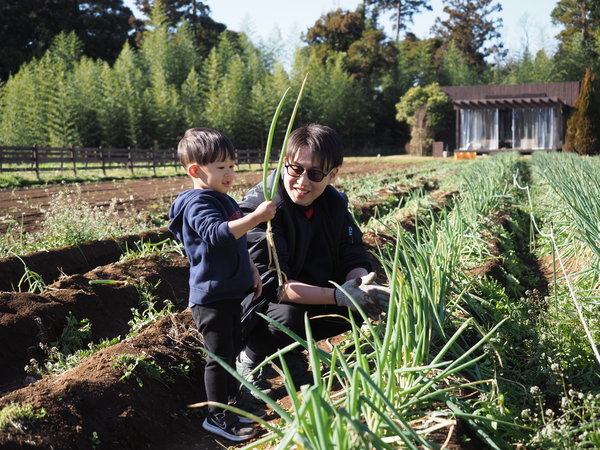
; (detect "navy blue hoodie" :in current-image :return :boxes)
[168,189,253,306]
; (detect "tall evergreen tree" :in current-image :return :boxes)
[293,52,369,139]
[438,41,480,86]
[44,61,81,148]
[0,64,42,145]
[214,54,251,147]
[135,0,209,27]
[133,0,236,59]
[553,33,596,82]
[365,0,432,41]
[551,0,600,55]
[432,0,506,71]
[396,33,442,87]
[72,57,105,146]
[180,67,203,128]
[304,8,396,81]
[139,1,183,147]
[97,62,127,146]
[551,0,600,78]
[167,22,199,87]
[200,47,223,130]
[111,43,147,147]
[564,68,600,155]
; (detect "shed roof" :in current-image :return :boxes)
[441,82,580,109]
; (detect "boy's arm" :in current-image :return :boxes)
[228,200,276,239]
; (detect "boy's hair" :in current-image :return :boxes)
[285,124,343,172]
[177,127,236,167]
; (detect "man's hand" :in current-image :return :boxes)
[334,272,390,319]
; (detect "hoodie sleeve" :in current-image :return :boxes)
[186,196,235,247]
[169,190,236,248]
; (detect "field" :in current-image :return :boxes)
[0,154,598,449]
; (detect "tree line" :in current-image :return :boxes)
[0,0,598,153]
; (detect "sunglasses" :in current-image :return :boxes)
[285,164,330,182]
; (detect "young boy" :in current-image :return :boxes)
[168,127,276,442]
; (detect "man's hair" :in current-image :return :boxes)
[177,127,235,167]
[285,124,343,172]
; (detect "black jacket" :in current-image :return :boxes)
[239,171,371,300]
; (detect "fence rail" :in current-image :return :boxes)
[0,146,266,176]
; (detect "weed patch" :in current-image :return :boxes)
[0,403,47,432]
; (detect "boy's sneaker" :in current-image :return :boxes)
[202,410,256,442]
[236,349,273,397]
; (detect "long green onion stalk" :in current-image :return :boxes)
[262,73,309,286]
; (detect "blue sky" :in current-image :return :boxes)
[125,0,560,57]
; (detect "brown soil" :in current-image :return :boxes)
[0,157,474,449]
[0,158,417,235]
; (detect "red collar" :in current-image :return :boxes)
[304,205,314,220]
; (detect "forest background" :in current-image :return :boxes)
[0,0,598,154]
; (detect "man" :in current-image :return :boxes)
[237,124,389,396]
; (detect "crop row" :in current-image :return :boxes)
[1,155,596,448]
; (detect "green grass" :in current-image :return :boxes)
[1,185,164,258]
[0,166,181,189]
[0,403,47,432]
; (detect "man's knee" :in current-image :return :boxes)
[267,302,307,334]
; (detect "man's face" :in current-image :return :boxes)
[283,146,338,207]
[188,157,236,194]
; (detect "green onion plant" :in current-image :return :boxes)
[261,73,309,286]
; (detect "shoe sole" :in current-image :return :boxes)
[202,418,256,442]
[237,410,266,424]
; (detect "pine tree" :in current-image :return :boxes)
[180,67,203,127]
[43,58,81,147]
[247,81,272,150]
[396,34,441,87]
[167,22,198,87]
[215,54,250,147]
[564,68,600,155]
[112,43,147,147]
[0,64,42,145]
[293,51,368,137]
[432,0,506,72]
[439,41,480,86]
[72,58,105,146]
[365,0,432,41]
[201,47,223,130]
[139,1,183,147]
[97,61,127,146]
[30,34,84,148]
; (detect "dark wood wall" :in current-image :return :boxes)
[441,82,580,106]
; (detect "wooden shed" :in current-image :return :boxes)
[440,82,580,154]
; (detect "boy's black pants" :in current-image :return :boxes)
[191,299,242,414]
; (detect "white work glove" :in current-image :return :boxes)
[333,272,390,319]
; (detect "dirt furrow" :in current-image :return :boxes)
[0,252,189,394]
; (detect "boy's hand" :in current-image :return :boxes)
[255,200,276,223]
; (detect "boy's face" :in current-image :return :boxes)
[283,146,338,207]
[187,157,236,194]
